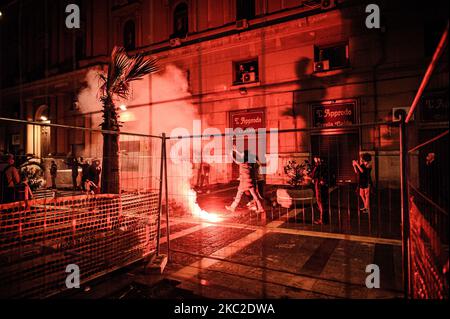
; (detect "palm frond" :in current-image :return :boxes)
[107,47,131,93]
[100,46,159,103]
[125,55,159,83]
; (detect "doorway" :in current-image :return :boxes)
[311,132,359,185]
[28,105,51,158]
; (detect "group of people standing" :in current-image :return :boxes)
[66,157,102,194]
[311,153,373,225]
[225,148,373,225]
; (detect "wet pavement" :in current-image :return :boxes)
[65,184,404,299]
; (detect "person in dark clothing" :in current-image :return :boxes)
[1,155,20,203]
[69,157,80,190]
[353,153,373,213]
[89,160,102,194]
[16,177,33,208]
[50,161,58,189]
[197,162,210,194]
[247,155,266,211]
[312,156,329,225]
[80,158,91,191]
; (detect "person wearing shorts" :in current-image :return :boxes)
[353,153,373,213]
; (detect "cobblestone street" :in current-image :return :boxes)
[153,186,403,299]
[160,223,402,299]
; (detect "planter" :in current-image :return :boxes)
[276,187,315,209]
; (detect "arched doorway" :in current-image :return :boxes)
[33,105,51,158]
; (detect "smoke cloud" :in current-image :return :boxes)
[77,64,218,220]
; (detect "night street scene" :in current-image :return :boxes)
[0,0,448,311]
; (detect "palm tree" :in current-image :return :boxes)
[99,46,159,194]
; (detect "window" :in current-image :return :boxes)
[123,20,136,51]
[236,0,255,21]
[234,59,259,85]
[173,2,188,38]
[314,43,349,72]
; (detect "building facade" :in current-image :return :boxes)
[0,0,448,186]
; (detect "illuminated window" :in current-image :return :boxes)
[123,20,136,51]
[236,0,255,20]
[314,43,349,72]
[173,3,188,38]
[234,59,259,85]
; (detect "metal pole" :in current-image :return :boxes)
[405,22,448,123]
[399,117,411,298]
[163,133,170,260]
[155,134,165,256]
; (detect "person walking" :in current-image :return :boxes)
[246,155,265,211]
[312,156,329,225]
[50,160,58,189]
[225,147,265,214]
[353,153,373,213]
[1,155,20,203]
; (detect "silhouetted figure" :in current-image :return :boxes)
[197,162,210,194]
[312,157,329,225]
[16,177,33,208]
[1,155,20,203]
[89,160,102,194]
[68,157,80,190]
[353,153,373,213]
[80,158,91,191]
[50,161,58,189]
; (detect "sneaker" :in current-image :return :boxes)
[313,220,323,225]
[225,205,235,213]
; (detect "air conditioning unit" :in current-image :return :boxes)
[313,60,330,72]
[392,107,414,122]
[236,19,249,30]
[169,37,182,47]
[320,0,336,10]
[241,71,256,83]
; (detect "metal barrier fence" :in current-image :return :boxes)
[404,23,449,299]
[0,118,164,298]
[407,130,448,299]
[164,123,402,240]
[408,132,449,299]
